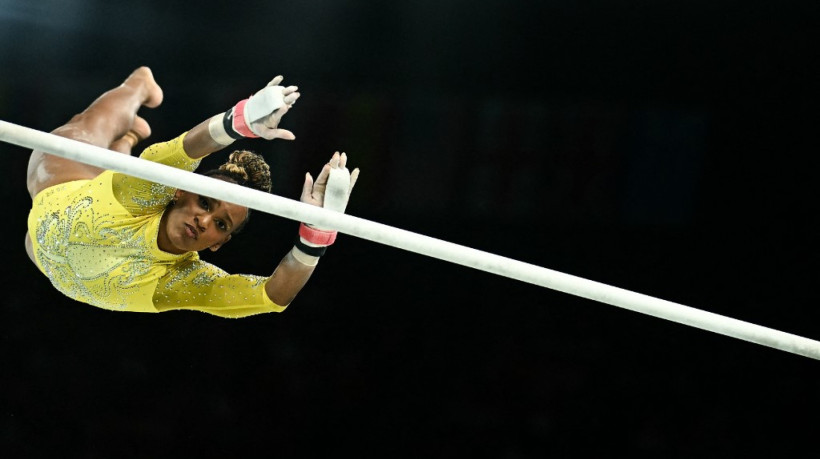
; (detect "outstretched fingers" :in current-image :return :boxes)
[301,173,314,201]
[328,151,359,196]
[283,91,300,106]
[259,105,297,140]
[298,152,360,211]
[267,103,291,125]
[265,75,299,104]
[274,128,296,141]
[314,162,332,188]
[349,168,360,195]
[328,151,343,169]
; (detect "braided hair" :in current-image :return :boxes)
[200,150,272,233]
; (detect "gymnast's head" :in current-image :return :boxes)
[158,150,271,255]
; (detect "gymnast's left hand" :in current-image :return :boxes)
[301,152,360,212]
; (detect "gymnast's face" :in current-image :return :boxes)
[158,189,249,254]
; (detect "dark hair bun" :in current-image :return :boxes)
[216,150,272,193]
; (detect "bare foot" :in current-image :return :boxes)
[122,66,164,108]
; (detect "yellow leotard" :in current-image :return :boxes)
[27,133,286,318]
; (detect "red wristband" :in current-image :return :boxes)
[231,99,259,138]
[299,223,337,246]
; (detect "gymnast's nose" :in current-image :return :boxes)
[196,215,209,231]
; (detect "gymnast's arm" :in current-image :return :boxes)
[177,76,309,306]
[264,152,359,306]
[182,75,300,160]
[172,76,359,308]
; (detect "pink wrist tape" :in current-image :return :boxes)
[231,99,259,138]
[299,223,337,246]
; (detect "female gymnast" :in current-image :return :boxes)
[24,66,359,318]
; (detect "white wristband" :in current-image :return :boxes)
[291,246,320,266]
[208,114,236,146]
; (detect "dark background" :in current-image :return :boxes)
[1,1,818,457]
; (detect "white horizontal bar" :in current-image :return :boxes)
[3,119,818,360]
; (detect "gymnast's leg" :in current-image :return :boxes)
[25,66,163,199]
[25,66,163,265]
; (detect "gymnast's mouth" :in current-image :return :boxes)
[184,223,198,240]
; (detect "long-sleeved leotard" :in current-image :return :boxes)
[27,133,285,318]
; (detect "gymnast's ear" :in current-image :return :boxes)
[209,234,232,252]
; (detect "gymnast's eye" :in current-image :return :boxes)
[216,220,227,231]
[198,196,210,211]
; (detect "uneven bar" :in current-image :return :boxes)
[3,119,819,360]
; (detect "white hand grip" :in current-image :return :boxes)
[324,167,351,213]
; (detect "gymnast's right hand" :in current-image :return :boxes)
[243,75,300,140]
